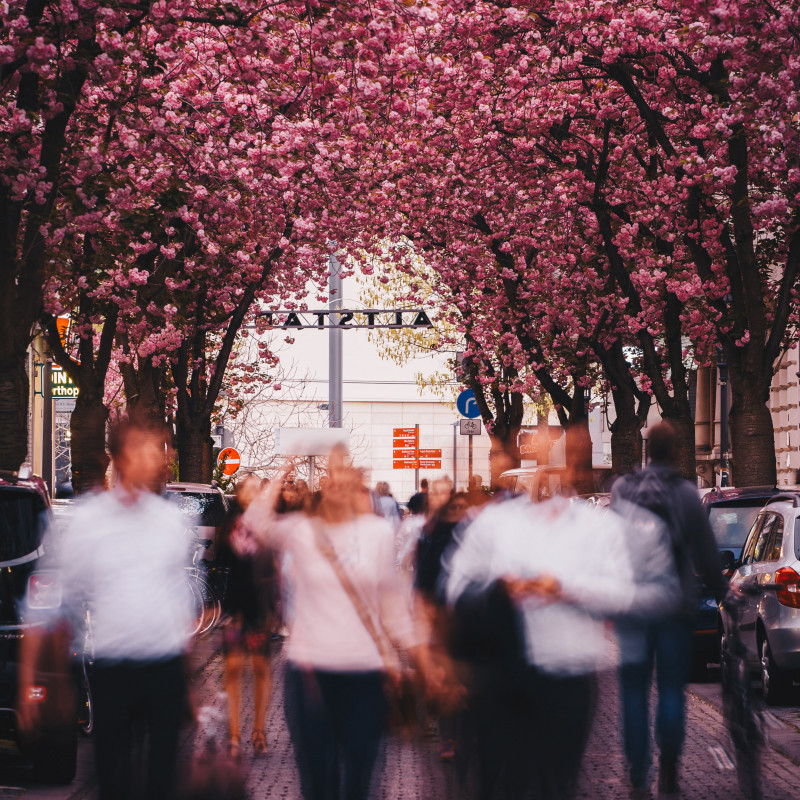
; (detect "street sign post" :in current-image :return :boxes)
[459,419,481,435]
[456,389,481,418]
[217,447,241,476]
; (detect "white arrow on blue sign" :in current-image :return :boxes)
[456,388,481,419]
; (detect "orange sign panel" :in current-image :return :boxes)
[392,448,418,458]
[393,459,420,470]
[393,428,418,438]
[217,447,241,476]
[417,459,442,469]
[417,449,442,459]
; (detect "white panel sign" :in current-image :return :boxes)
[275,427,351,456]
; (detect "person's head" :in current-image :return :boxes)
[443,492,469,524]
[420,478,429,493]
[648,422,677,466]
[376,481,391,497]
[468,474,482,491]
[318,465,367,521]
[407,492,427,515]
[235,474,261,511]
[427,476,454,516]
[108,415,169,493]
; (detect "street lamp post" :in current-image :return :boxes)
[717,346,730,487]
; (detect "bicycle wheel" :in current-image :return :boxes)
[186,573,206,638]
[78,659,94,736]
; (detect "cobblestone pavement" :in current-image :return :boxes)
[4,633,800,799]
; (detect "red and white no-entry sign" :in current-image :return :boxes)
[217,447,241,476]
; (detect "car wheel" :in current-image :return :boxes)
[32,726,77,784]
[760,636,792,705]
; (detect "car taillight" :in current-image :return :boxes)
[27,573,62,609]
[25,686,47,703]
[775,567,800,608]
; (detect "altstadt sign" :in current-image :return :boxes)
[258,309,433,330]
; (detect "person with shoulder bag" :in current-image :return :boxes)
[243,460,449,800]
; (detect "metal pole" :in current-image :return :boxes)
[718,349,730,487]
[309,455,315,491]
[42,361,53,497]
[414,423,419,493]
[328,252,343,428]
[468,434,473,486]
[452,422,457,489]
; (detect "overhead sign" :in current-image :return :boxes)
[275,427,350,456]
[460,419,481,435]
[259,309,433,330]
[217,447,241,476]
[456,389,481,419]
[51,366,79,398]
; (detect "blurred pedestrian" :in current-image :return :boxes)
[612,422,726,798]
[446,476,637,800]
[244,465,444,800]
[218,474,277,757]
[48,415,193,800]
[375,481,401,528]
[466,475,488,507]
[408,478,429,516]
[413,491,469,760]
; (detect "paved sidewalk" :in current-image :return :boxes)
[6,633,800,799]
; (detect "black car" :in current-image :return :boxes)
[0,469,77,783]
[691,486,780,678]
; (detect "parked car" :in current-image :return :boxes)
[0,468,77,783]
[691,486,781,678]
[720,492,800,704]
[499,465,613,502]
[164,482,228,562]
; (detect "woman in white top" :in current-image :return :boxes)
[244,465,440,800]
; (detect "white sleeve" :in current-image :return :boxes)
[444,510,497,605]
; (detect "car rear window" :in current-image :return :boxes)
[165,491,226,527]
[708,503,765,549]
[0,489,47,562]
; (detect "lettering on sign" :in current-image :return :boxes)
[417,449,442,459]
[393,460,420,470]
[417,459,442,469]
[393,428,418,438]
[51,366,79,398]
[259,310,433,330]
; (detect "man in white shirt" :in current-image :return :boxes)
[445,491,638,800]
[56,416,192,800]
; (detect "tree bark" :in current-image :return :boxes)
[565,387,594,495]
[0,359,30,471]
[70,393,109,493]
[660,406,696,481]
[176,415,213,483]
[728,375,776,487]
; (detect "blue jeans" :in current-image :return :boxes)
[616,618,692,788]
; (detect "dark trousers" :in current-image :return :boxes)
[92,656,186,800]
[617,617,692,788]
[284,664,387,800]
[468,666,596,800]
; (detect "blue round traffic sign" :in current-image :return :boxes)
[457,388,481,418]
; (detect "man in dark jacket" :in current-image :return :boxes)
[612,423,727,799]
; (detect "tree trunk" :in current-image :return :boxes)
[176,416,213,483]
[660,407,696,481]
[70,393,109,493]
[610,415,643,476]
[729,376,776,487]
[564,387,594,494]
[488,429,521,489]
[0,358,30,471]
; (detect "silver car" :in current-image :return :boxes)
[721,493,800,704]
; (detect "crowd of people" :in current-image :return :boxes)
[21,415,731,800]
